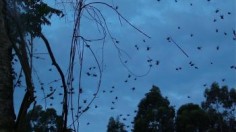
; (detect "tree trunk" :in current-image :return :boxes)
[0,0,15,131]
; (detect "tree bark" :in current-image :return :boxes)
[0,0,15,131]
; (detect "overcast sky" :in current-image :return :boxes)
[14,0,236,131]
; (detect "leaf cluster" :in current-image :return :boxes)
[202,82,236,109]
[7,0,64,38]
[176,103,209,132]
[22,105,63,132]
[132,83,235,132]
[107,117,127,132]
[133,85,175,132]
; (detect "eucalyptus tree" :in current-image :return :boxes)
[0,1,15,131]
[107,116,127,132]
[47,0,151,131]
[0,0,151,131]
[21,105,63,132]
[176,103,209,132]
[0,0,63,131]
[201,82,236,132]
[133,85,175,132]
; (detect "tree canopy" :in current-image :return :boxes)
[0,0,235,131]
[132,83,235,132]
[107,116,127,132]
[133,85,175,132]
[22,105,63,132]
[176,103,209,132]
[201,82,236,131]
[0,0,65,131]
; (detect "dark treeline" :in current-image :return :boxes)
[107,82,236,132]
[20,82,236,132]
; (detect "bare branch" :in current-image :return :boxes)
[83,2,151,38]
[39,33,68,132]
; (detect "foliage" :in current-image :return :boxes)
[2,0,66,131]
[2,0,150,131]
[201,82,236,132]
[176,103,209,132]
[6,0,63,38]
[107,116,127,132]
[133,85,175,132]
[132,83,235,132]
[21,105,63,132]
[1,0,234,131]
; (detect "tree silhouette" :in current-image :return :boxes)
[133,85,175,132]
[0,0,63,131]
[201,82,236,132]
[107,116,127,132]
[22,105,63,132]
[176,103,209,132]
[1,0,234,131]
[0,0,150,131]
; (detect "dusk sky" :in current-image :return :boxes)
[14,0,236,132]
